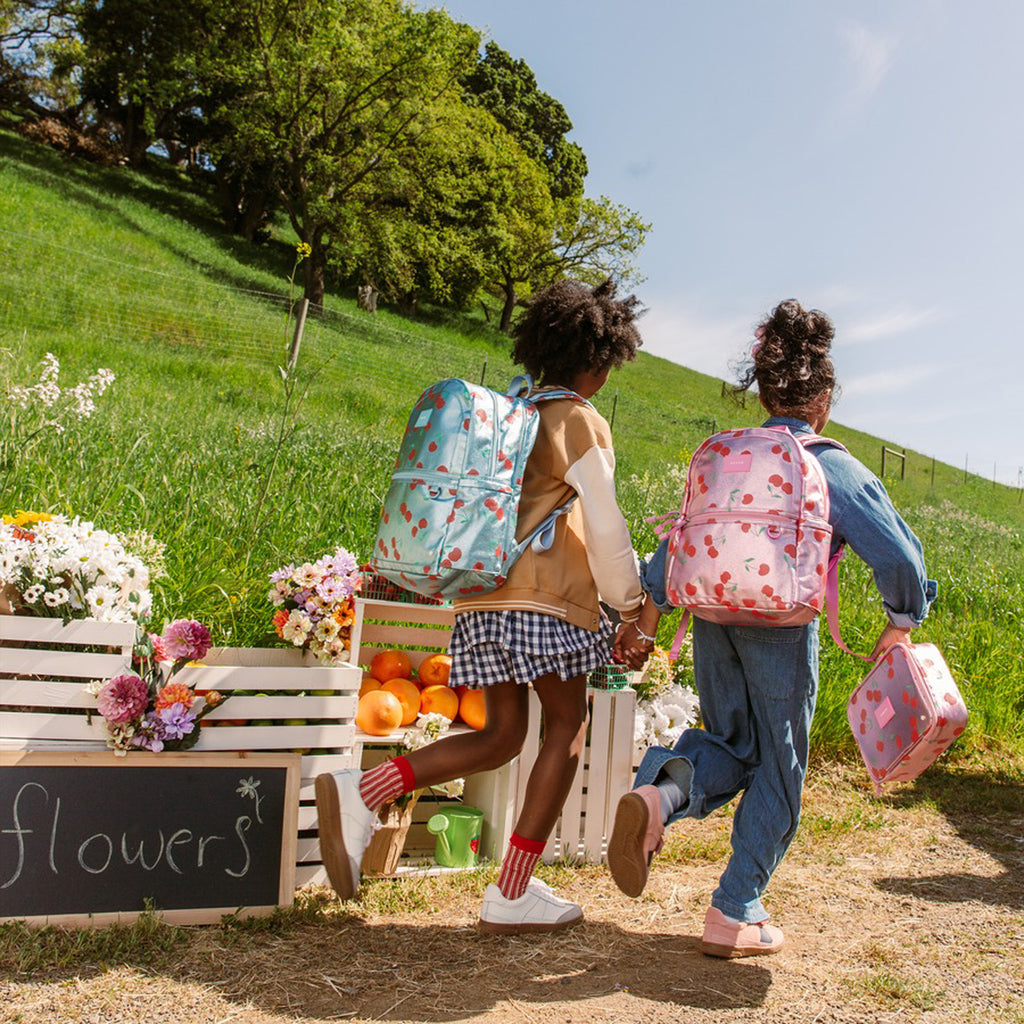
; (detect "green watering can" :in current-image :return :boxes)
[427,805,484,867]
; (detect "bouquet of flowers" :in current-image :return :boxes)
[400,712,465,800]
[87,618,227,754]
[268,546,362,664]
[0,511,156,624]
[632,644,700,763]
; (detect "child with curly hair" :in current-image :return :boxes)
[611,298,936,957]
[317,279,646,933]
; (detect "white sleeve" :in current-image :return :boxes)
[564,444,644,621]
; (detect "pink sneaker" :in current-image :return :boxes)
[700,906,785,958]
[607,785,664,897]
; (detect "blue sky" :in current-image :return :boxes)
[431,1,1023,487]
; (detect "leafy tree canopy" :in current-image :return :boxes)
[462,40,587,203]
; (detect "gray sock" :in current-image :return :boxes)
[655,760,693,819]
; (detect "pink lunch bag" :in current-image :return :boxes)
[846,642,968,794]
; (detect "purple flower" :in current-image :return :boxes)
[155,702,196,742]
[161,619,211,661]
[96,674,149,724]
[269,564,295,584]
[130,713,165,752]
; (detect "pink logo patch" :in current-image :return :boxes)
[874,697,895,728]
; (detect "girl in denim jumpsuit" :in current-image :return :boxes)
[610,299,936,958]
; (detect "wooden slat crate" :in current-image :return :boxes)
[175,647,360,888]
[348,597,637,868]
[515,685,637,865]
[0,620,361,889]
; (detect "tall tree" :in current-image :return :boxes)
[462,41,587,202]
[210,0,479,308]
[74,0,220,166]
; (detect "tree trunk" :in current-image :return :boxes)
[357,284,378,312]
[499,276,517,333]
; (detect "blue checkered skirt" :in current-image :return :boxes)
[449,610,615,688]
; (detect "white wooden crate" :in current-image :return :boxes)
[0,615,136,750]
[176,647,361,887]
[348,597,636,868]
[0,621,361,889]
[515,685,637,865]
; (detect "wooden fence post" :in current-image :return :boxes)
[287,298,309,376]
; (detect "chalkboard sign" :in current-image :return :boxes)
[0,751,300,927]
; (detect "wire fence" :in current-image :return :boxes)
[2,231,1021,503]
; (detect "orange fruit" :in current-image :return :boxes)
[458,688,486,730]
[359,674,382,698]
[417,652,452,687]
[381,677,421,726]
[419,684,459,721]
[355,690,403,735]
[370,648,412,683]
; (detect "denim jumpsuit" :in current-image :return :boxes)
[635,417,936,923]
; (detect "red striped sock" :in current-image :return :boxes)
[497,832,546,901]
[358,756,415,812]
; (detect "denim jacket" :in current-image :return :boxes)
[643,417,936,628]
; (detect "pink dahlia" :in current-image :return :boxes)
[96,673,150,724]
[161,619,212,661]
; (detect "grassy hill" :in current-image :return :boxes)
[1,128,1021,755]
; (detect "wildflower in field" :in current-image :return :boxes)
[295,242,312,259]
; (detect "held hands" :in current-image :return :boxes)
[614,621,655,670]
[869,622,914,662]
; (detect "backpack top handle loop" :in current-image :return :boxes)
[506,374,534,399]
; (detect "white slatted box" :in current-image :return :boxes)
[514,685,637,865]
[348,597,520,867]
[174,647,360,887]
[0,616,136,750]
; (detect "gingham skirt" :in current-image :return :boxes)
[449,610,615,689]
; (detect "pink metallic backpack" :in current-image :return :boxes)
[658,426,846,648]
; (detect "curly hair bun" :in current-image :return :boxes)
[738,298,837,415]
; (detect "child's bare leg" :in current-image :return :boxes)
[513,671,589,840]
[485,671,587,907]
[401,680,529,787]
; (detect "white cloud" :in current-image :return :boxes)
[639,300,753,380]
[838,20,898,115]
[841,306,943,344]
[838,362,945,401]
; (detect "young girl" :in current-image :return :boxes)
[610,298,936,957]
[317,279,646,933]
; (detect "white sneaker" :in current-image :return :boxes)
[477,878,583,934]
[315,769,376,900]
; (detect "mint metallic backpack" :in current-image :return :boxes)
[370,376,588,600]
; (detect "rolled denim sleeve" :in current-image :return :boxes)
[812,446,936,627]
[640,538,676,614]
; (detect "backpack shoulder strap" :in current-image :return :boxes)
[798,433,849,454]
[505,375,595,411]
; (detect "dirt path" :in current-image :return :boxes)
[3,758,1022,1023]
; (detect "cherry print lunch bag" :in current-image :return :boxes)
[658,427,847,635]
[846,642,968,794]
[370,376,589,600]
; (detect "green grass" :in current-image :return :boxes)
[1,128,1021,756]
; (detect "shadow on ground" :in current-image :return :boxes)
[168,917,773,1021]
[874,760,1024,909]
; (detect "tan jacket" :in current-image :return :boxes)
[454,388,643,631]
